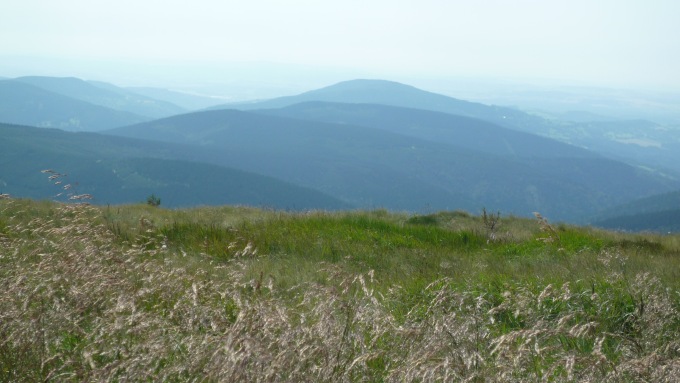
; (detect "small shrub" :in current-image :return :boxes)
[147,194,161,207]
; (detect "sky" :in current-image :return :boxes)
[1,0,679,92]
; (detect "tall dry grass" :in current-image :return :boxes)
[1,199,679,382]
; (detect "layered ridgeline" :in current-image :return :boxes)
[0,123,350,210]
[256,101,593,159]
[3,76,677,175]
[106,106,678,222]
[215,79,680,175]
[211,79,541,131]
[4,76,677,223]
[12,76,187,119]
[0,76,216,131]
[0,80,147,131]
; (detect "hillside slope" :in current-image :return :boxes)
[106,109,678,221]
[14,76,186,118]
[0,123,350,209]
[591,190,680,232]
[595,190,680,219]
[0,80,147,131]
[257,101,596,159]
[213,79,550,133]
[593,209,680,233]
[216,79,680,175]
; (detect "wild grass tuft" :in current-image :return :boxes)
[1,199,679,381]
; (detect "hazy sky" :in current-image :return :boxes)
[1,0,679,91]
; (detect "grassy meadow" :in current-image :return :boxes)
[1,197,679,382]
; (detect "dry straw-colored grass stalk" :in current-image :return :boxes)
[1,201,679,382]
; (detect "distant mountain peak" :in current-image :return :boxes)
[303,79,423,95]
[320,78,416,88]
[209,77,492,117]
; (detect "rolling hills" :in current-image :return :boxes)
[212,79,546,133]
[0,80,147,131]
[3,75,677,224]
[0,76,196,132]
[14,76,187,118]
[0,122,350,209]
[106,108,678,222]
[218,79,680,175]
[257,101,596,159]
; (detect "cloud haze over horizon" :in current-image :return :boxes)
[1,0,679,91]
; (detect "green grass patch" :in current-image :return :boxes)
[2,199,680,381]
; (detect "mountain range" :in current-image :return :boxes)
[257,101,594,159]
[13,76,186,118]
[213,79,546,133]
[106,105,677,222]
[0,76,223,131]
[0,80,147,131]
[217,79,680,175]
[1,75,678,227]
